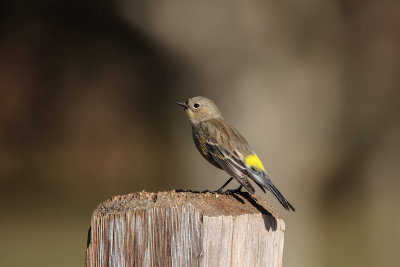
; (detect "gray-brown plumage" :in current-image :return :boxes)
[176,96,295,211]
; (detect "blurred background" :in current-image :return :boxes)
[1,0,399,266]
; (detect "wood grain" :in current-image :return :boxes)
[86,191,285,267]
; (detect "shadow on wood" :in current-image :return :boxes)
[86,190,285,267]
[229,191,279,231]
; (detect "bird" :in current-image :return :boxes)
[176,96,295,211]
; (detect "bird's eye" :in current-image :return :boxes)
[194,103,200,108]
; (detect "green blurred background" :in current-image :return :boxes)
[1,1,400,266]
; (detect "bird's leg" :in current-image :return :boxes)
[211,177,233,193]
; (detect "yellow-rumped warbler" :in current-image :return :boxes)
[176,96,295,211]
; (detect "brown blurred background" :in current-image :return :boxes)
[1,1,400,266]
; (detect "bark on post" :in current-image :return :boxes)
[86,190,286,267]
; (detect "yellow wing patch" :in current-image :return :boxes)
[245,154,265,171]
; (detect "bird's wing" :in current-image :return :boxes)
[201,119,255,193]
[200,120,295,211]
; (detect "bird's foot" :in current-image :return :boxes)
[209,188,224,194]
[209,177,234,194]
[226,185,242,195]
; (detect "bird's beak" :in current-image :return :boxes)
[176,101,188,109]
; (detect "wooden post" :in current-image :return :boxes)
[86,190,286,267]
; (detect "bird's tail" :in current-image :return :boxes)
[264,180,295,211]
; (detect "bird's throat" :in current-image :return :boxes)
[186,109,195,120]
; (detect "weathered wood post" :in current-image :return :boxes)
[86,190,286,267]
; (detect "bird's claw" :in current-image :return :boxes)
[209,188,223,194]
[226,186,242,195]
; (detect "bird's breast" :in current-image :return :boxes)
[192,127,208,156]
[192,125,222,169]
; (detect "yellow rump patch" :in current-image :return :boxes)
[245,154,265,171]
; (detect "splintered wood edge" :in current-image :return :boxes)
[93,190,284,229]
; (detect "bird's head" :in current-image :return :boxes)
[176,96,222,124]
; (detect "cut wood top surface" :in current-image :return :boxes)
[94,190,281,219]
